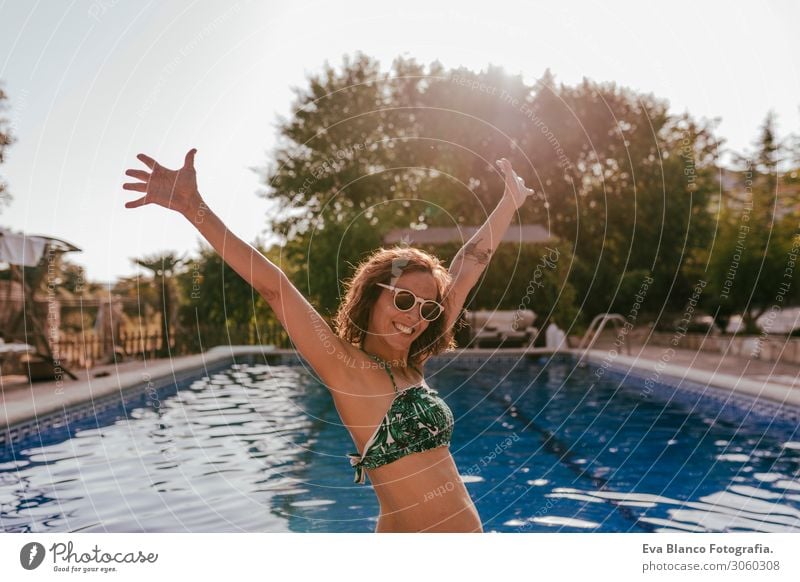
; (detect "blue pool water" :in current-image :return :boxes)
[1,355,799,532]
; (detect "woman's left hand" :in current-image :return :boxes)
[496,158,534,209]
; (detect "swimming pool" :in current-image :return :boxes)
[1,353,799,532]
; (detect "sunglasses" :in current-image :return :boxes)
[377,282,444,322]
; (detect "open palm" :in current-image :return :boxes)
[123,148,201,216]
[496,157,534,209]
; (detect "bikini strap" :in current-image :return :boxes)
[360,349,398,393]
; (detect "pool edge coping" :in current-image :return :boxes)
[579,349,800,409]
[0,346,280,431]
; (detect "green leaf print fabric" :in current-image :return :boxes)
[348,386,454,484]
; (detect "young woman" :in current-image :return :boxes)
[123,149,534,532]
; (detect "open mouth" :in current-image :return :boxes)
[393,322,415,335]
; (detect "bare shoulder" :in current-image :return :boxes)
[320,345,405,435]
[316,341,392,398]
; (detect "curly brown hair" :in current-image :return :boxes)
[333,246,456,367]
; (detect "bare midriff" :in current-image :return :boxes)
[366,447,483,533]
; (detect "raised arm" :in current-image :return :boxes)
[122,148,357,386]
[444,158,535,329]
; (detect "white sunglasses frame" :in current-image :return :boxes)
[376,282,444,321]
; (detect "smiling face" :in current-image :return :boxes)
[366,270,440,352]
[334,246,457,367]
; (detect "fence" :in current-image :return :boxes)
[50,321,291,368]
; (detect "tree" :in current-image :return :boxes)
[262,56,547,312]
[132,252,186,357]
[520,78,720,319]
[706,112,800,334]
[174,242,289,352]
[0,82,15,210]
[261,53,720,331]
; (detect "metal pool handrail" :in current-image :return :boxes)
[577,313,630,363]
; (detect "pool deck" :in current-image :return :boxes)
[576,344,800,410]
[2,343,800,431]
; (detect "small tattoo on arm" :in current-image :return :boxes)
[464,238,492,265]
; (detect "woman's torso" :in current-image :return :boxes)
[369,447,482,532]
[326,348,482,532]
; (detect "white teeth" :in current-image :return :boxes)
[394,322,414,335]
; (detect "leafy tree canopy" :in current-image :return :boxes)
[262,53,721,324]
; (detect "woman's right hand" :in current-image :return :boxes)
[123,148,203,218]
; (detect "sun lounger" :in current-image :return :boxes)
[467,309,538,348]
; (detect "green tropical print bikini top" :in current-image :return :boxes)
[348,351,454,484]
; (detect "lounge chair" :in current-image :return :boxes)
[467,309,538,348]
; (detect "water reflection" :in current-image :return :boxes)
[542,484,800,532]
[1,359,798,533]
[0,363,325,532]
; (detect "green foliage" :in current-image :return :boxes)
[175,243,289,351]
[704,113,800,333]
[260,53,727,331]
[264,54,541,237]
[539,89,719,317]
[112,274,159,328]
[280,214,383,317]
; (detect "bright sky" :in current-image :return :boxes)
[0,0,798,283]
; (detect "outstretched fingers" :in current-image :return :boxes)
[125,196,148,209]
[125,169,150,181]
[496,158,534,199]
[125,149,196,210]
[123,172,148,208]
[496,157,519,184]
[125,153,155,209]
[136,153,157,169]
[122,181,147,192]
[496,157,513,174]
[183,148,197,169]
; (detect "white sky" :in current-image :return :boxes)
[0,0,798,283]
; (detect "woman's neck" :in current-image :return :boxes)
[361,337,410,370]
